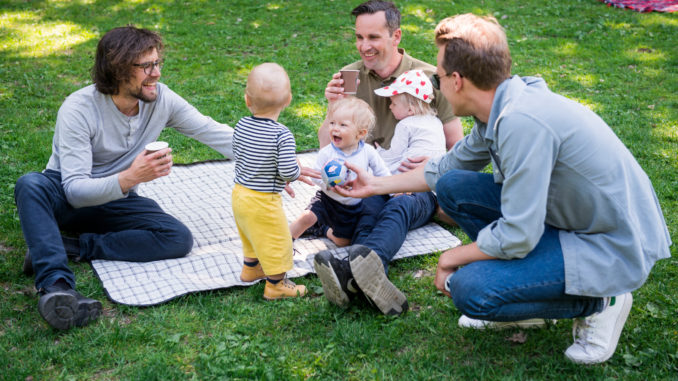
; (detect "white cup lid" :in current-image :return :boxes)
[145,141,169,151]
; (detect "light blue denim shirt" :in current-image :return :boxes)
[425,76,671,297]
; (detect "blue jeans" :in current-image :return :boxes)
[435,170,604,320]
[352,192,436,271]
[14,170,193,291]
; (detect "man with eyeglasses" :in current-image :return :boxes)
[313,0,463,317]
[14,26,237,330]
[334,14,670,364]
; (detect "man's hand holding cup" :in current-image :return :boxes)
[325,71,361,103]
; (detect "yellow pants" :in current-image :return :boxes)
[231,184,293,275]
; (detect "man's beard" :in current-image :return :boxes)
[130,86,157,103]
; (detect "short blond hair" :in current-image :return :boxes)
[396,93,436,117]
[245,63,291,114]
[328,97,376,139]
[435,14,511,90]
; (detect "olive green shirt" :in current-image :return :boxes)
[342,49,456,149]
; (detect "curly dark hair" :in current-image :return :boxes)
[91,26,163,95]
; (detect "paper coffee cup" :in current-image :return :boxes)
[340,69,359,95]
[145,141,169,155]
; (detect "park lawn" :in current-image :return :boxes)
[0,0,676,379]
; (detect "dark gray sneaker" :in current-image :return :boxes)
[37,282,102,330]
[348,245,408,316]
[313,250,359,309]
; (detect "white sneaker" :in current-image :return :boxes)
[565,292,633,364]
[458,315,554,330]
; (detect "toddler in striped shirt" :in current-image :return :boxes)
[231,63,306,300]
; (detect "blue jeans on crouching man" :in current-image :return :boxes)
[435,169,605,321]
[14,170,193,291]
[352,191,437,272]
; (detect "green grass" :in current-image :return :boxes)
[1,0,676,379]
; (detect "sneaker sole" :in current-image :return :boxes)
[459,316,554,330]
[566,293,633,364]
[38,292,102,330]
[314,253,350,308]
[349,246,408,316]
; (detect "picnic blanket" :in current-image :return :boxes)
[598,0,678,12]
[91,152,461,306]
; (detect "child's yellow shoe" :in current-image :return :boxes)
[263,279,307,300]
[240,262,266,282]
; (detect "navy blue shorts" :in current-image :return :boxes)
[308,191,363,239]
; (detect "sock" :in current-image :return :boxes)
[267,278,282,285]
[243,259,259,267]
[52,278,72,290]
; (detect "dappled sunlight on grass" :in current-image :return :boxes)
[625,47,666,64]
[607,21,633,31]
[0,11,95,58]
[653,122,678,142]
[111,0,150,7]
[0,86,13,102]
[569,96,600,113]
[571,73,597,88]
[291,102,325,119]
[110,0,163,15]
[47,0,96,7]
[402,5,435,23]
[0,1,675,378]
[553,41,579,57]
[401,24,421,33]
[641,14,678,27]
[236,66,251,77]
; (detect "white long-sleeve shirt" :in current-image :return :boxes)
[377,114,446,173]
[314,141,390,205]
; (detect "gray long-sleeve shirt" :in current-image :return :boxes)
[425,75,671,297]
[46,83,234,208]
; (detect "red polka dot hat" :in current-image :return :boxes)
[374,69,434,103]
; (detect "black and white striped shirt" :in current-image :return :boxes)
[233,116,300,193]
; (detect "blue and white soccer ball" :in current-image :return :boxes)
[321,159,348,187]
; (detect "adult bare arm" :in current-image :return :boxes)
[283,163,322,198]
[334,159,431,199]
[434,242,495,297]
[297,163,321,186]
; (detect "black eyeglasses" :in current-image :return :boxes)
[430,74,442,90]
[430,72,462,90]
[133,59,163,75]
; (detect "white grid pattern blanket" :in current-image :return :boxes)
[91,152,461,306]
